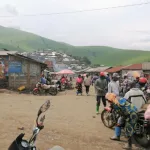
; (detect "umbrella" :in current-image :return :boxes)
[127,71,140,78]
[56,69,75,75]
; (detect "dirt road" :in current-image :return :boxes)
[0,88,139,150]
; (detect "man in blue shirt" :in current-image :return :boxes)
[40,74,46,84]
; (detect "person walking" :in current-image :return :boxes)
[92,73,99,86]
[108,73,120,97]
[84,74,91,96]
[92,73,99,93]
[122,74,129,95]
[134,76,140,88]
[95,72,108,114]
[105,73,110,85]
[76,75,83,96]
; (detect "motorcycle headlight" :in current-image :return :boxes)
[21,140,29,148]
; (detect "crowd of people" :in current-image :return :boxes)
[39,70,150,149]
[75,72,149,149]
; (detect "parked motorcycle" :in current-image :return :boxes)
[61,83,66,91]
[55,80,65,92]
[33,82,57,96]
[8,100,65,150]
[61,81,74,90]
[65,81,74,90]
[101,104,150,148]
[8,100,50,150]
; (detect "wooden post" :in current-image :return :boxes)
[8,74,10,88]
[27,62,30,89]
[13,74,15,89]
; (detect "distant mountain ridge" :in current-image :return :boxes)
[0,25,150,66]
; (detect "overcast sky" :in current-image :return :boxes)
[0,0,150,50]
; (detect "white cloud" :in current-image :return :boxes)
[0,0,150,50]
[4,4,19,15]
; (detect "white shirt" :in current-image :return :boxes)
[124,88,147,110]
[108,81,120,96]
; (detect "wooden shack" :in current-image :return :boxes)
[142,62,150,80]
[8,54,47,89]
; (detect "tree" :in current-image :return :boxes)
[82,56,91,65]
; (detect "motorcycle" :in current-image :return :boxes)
[8,100,65,150]
[101,104,150,148]
[33,82,57,96]
[55,80,65,92]
[61,81,74,90]
[61,83,66,91]
[65,81,74,90]
[8,100,50,150]
[101,104,120,128]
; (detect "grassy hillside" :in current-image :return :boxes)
[67,46,150,66]
[0,25,150,66]
[0,26,74,52]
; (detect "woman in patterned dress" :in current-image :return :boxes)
[76,75,83,95]
[105,93,138,150]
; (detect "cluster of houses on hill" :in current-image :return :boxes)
[19,50,87,72]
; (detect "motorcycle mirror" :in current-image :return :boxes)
[37,100,50,117]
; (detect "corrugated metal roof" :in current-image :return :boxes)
[105,66,124,73]
[8,53,47,66]
[142,62,150,70]
[123,63,142,70]
[86,66,110,73]
[75,67,91,73]
[105,64,142,73]
[0,51,18,55]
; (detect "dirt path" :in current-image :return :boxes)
[0,87,140,150]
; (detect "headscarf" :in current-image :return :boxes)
[105,93,119,105]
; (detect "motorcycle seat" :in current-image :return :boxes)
[50,85,56,88]
[138,109,145,114]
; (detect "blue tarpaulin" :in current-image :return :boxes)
[8,61,22,73]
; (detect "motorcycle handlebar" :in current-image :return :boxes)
[104,107,112,112]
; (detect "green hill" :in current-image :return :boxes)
[0,25,150,66]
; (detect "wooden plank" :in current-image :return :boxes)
[27,62,30,89]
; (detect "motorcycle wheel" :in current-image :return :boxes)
[49,88,57,96]
[133,132,150,148]
[101,109,116,128]
[33,89,40,95]
[62,85,66,90]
